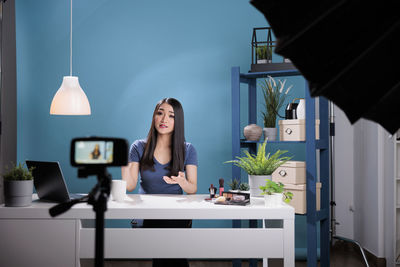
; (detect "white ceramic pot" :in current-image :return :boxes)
[264,193,283,207]
[263,127,277,141]
[296,99,305,119]
[248,175,271,197]
[244,124,262,141]
[257,59,272,64]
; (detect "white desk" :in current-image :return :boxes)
[0,194,294,267]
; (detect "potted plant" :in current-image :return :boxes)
[256,45,273,64]
[228,178,240,192]
[225,140,291,197]
[260,76,292,141]
[3,163,34,207]
[228,179,250,193]
[239,182,250,192]
[260,179,293,207]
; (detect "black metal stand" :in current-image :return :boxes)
[50,166,111,267]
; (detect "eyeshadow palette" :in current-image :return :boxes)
[214,191,250,206]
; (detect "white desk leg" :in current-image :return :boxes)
[76,219,82,267]
[262,219,268,267]
[283,218,295,267]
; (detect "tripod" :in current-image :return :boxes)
[49,167,111,267]
[329,102,369,267]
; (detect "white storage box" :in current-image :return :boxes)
[279,119,320,141]
[284,182,321,214]
[272,161,306,184]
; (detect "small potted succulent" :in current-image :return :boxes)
[256,45,273,64]
[228,178,240,192]
[260,180,293,207]
[3,163,34,207]
[225,139,291,197]
[228,178,250,193]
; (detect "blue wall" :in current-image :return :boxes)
[15,0,311,253]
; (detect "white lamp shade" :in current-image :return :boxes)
[50,76,91,115]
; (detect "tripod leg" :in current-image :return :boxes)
[333,235,370,267]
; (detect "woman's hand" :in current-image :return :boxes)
[163,171,186,185]
[163,165,197,194]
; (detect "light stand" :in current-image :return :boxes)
[49,166,111,267]
[329,101,370,267]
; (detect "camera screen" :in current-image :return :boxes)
[74,141,114,164]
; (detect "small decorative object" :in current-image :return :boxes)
[244,124,262,141]
[209,184,216,198]
[260,76,293,141]
[3,163,34,207]
[295,98,305,119]
[250,27,296,72]
[239,182,250,192]
[225,139,291,197]
[260,180,293,207]
[228,178,240,191]
[219,178,224,196]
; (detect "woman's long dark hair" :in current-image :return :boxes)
[140,98,185,176]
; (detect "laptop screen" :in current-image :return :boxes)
[26,160,71,203]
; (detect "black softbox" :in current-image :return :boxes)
[250,0,400,134]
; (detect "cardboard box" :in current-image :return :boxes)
[272,161,306,184]
[284,182,321,214]
[279,119,320,141]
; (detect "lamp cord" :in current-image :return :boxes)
[70,0,72,76]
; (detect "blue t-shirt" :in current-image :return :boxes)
[129,139,198,194]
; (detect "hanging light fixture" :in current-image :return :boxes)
[50,0,91,115]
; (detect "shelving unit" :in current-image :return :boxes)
[395,137,400,266]
[231,66,330,267]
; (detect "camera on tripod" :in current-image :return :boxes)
[50,136,129,267]
[70,136,129,168]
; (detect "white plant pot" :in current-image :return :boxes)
[248,175,271,197]
[263,127,278,141]
[264,193,283,207]
[257,59,272,64]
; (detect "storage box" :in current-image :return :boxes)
[272,161,306,184]
[279,119,320,141]
[284,182,321,214]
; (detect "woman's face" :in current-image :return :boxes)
[154,103,175,135]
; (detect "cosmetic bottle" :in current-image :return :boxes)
[219,178,224,197]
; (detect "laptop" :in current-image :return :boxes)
[26,160,85,203]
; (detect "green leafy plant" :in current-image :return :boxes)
[225,140,291,175]
[259,180,293,203]
[228,178,241,190]
[239,182,250,191]
[256,45,273,60]
[260,76,293,128]
[3,163,34,181]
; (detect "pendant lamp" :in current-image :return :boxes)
[50,0,91,115]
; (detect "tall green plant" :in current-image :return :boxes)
[260,76,293,128]
[225,140,291,175]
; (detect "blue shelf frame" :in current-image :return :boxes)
[231,66,330,267]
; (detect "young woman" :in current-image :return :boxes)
[121,97,197,267]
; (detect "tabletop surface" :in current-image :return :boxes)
[0,194,294,220]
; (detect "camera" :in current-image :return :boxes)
[70,137,129,167]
